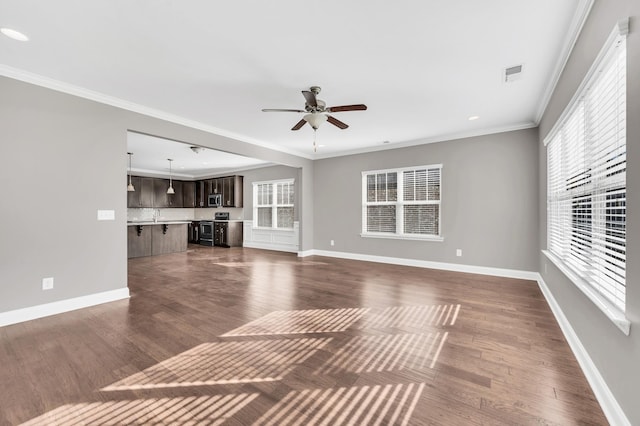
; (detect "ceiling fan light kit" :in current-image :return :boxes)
[262,86,367,151]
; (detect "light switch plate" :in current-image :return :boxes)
[97,210,115,221]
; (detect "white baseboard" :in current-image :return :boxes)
[303,249,538,280]
[0,287,130,327]
[536,274,630,426]
[243,242,299,253]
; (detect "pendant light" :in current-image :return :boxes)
[127,152,135,192]
[167,159,175,194]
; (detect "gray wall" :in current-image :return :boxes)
[538,1,639,423]
[0,76,313,312]
[313,128,539,272]
[240,165,301,221]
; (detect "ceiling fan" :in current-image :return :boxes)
[262,86,367,132]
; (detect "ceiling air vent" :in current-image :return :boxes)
[504,64,523,83]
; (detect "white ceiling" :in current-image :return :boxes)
[127,132,272,179]
[1,1,589,161]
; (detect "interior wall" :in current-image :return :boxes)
[0,77,127,312]
[0,76,313,313]
[537,1,639,423]
[313,128,539,272]
[240,164,301,221]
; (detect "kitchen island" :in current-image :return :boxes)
[127,221,190,258]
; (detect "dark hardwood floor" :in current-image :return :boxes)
[0,245,608,425]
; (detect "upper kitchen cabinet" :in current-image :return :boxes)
[167,180,183,208]
[127,176,154,208]
[195,180,206,208]
[182,181,196,208]
[222,175,243,208]
[208,178,222,195]
[153,178,170,208]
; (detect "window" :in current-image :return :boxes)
[362,165,442,240]
[253,179,294,229]
[545,24,627,317]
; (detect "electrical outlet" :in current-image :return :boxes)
[330,240,335,246]
[42,277,54,290]
[456,249,462,257]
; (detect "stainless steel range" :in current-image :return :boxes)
[200,212,231,246]
[214,211,230,221]
[199,221,214,246]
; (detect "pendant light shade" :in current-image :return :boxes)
[127,152,135,192]
[167,159,175,194]
[304,113,328,130]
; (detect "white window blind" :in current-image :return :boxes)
[546,30,626,312]
[362,165,442,239]
[253,180,295,229]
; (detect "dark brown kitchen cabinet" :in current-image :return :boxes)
[208,178,222,195]
[195,180,206,207]
[127,225,152,258]
[153,179,170,207]
[167,180,183,207]
[222,175,243,207]
[151,223,188,255]
[182,181,196,208]
[127,223,188,258]
[214,221,243,247]
[127,176,154,208]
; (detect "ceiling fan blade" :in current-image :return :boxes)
[327,115,349,129]
[327,104,368,112]
[262,108,306,113]
[291,118,307,131]
[302,90,317,107]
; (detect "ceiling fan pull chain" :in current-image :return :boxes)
[313,129,317,153]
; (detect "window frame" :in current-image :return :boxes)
[252,179,295,230]
[543,19,629,335]
[361,164,443,241]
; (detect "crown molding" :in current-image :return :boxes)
[310,121,537,160]
[0,65,314,160]
[534,0,595,123]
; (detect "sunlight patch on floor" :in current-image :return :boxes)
[101,337,332,391]
[21,393,259,426]
[254,383,425,426]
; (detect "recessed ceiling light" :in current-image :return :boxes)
[468,115,480,121]
[1,28,29,41]
[383,140,390,144]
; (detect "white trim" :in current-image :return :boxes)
[543,18,629,145]
[0,287,130,327]
[534,0,595,123]
[252,178,295,186]
[542,251,630,335]
[0,65,313,160]
[243,220,299,253]
[305,249,538,280]
[312,122,537,160]
[536,274,631,426]
[297,249,316,257]
[243,242,299,253]
[360,233,444,242]
[361,163,443,176]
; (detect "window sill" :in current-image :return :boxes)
[252,227,295,232]
[542,250,630,336]
[360,233,444,242]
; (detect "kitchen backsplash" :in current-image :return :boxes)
[194,208,244,220]
[128,208,244,222]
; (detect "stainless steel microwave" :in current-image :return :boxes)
[208,193,222,207]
